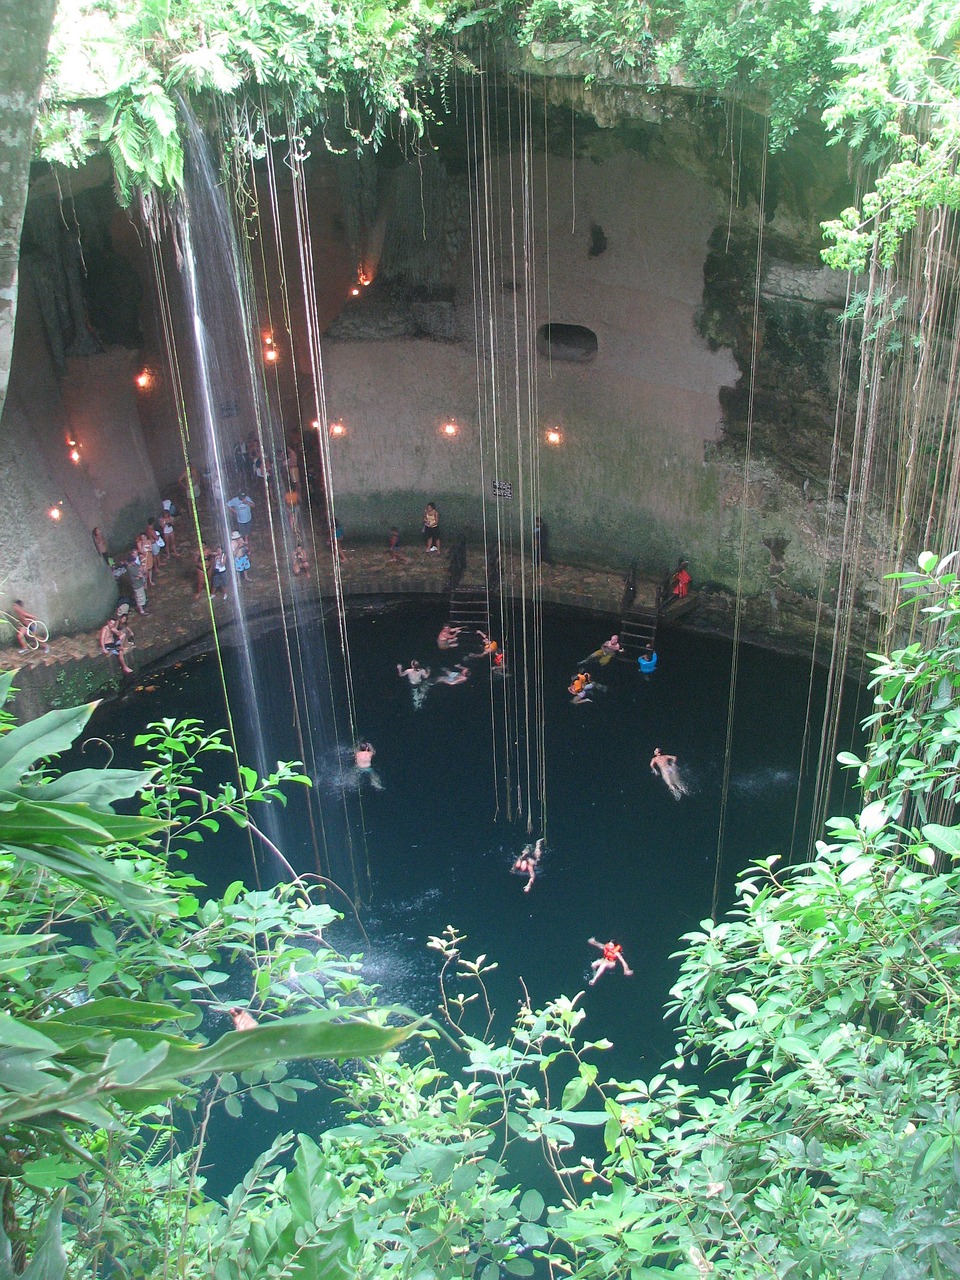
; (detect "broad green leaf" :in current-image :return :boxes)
[0,705,96,789]
[726,992,758,1019]
[0,1193,67,1280]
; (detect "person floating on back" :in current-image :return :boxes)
[650,747,688,800]
[588,937,633,984]
[581,634,622,666]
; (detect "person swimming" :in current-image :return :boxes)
[638,646,658,675]
[437,623,463,650]
[397,659,431,685]
[511,837,544,892]
[588,937,634,984]
[650,747,688,799]
[580,634,623,666]
[437,664,470,686]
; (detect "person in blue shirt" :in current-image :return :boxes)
[638,645,658,675]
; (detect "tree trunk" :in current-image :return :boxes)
[0,0,58,426]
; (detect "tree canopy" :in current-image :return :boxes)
[33,0,960,266]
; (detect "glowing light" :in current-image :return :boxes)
[329,421,346,438]
[441,421,459,438]
[358,268,372,287]
[263,333,274,346]
[135,370,151,389]
[311,419,321,431]
[48,506,62,521]
[545,428,564,447]
[350,286,361,297]
[264,348,279,363]
[69,448,81,464]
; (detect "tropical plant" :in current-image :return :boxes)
[0,682,411,1277]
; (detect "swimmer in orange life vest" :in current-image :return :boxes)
[588,937,634,984]
[569,671,592,704]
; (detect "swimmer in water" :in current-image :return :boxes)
[437,623,463,650]
[588,937,634,984]
[437,663,470,686]
[512,837,544,892]
[469,631,499,660]
[650,747,688,799]
[352,741,384,789]
[580,634,623,666]
[397,660,431,685]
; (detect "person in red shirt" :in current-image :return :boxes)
[671,559,692,599]
[588,937,634,984]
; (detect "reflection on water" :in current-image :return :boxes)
[77,602,862,1194]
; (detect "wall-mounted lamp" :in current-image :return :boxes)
[264,347,279,364]
[48,504,63,521]
[545,428,564,447]
[349,286,361,297]
[329,420,347,438]
[135,369,152,389]
[69,448,81,464]
[441,421,460,439]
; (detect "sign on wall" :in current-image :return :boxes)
[493,480,513,499]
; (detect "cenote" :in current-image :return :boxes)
[78,598,860,1196]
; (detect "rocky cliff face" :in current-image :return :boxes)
[3,73,876,651]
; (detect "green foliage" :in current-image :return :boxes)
[0,690,414,1277]
[656,0,835,146]
[11,559,960,1275]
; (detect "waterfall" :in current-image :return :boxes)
[165,107,359,893]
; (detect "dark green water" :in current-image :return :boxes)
[80,601,860,1194]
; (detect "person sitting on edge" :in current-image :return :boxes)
[355,742,375,769]
[437,664,470,686]
[387,527,408,563]
[438,623,462,650]
[397,659,431,685]
[100,616,133,675]
[11,601,48,653]
[588,937,634,984]
[650,747,688,800]
[671,559,692,599]
[512,837,544,892]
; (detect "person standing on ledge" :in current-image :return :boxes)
[670,559,691,600]
[227,490,255,537]
[422,502,440,553]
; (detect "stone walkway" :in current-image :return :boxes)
[1,526,661,713]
